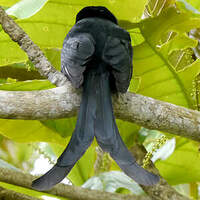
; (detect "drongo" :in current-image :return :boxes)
[32,6,159,191]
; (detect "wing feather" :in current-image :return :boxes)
[102,35,133,93]
[61,33,95,88]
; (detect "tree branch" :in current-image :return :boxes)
[0,168,149,200]
[0,87,199,142]
[0,186,40,200]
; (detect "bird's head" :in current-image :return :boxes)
[76,6,118,25]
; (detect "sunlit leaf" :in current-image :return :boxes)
[144,0,175,18]
[129,7,200,109]
[156,138,200,184]
[68,141,96,185]
[41,117,76,138]
[179,0,200,12]
[0,119,66,144]
[6,0,48,19]
[0,80,53,90]
[0,0,20,7]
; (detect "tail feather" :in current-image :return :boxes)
[32,72,96,191]
[118,161,159,186]
[32,69,159,191]
[111,130,159,185]
[32,165,72,191]
[94,71,160,186]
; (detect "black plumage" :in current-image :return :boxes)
[32,6,159,191]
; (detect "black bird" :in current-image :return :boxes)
[32,6,159,191]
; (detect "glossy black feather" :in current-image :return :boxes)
[32,6,159,191]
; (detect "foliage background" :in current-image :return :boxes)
[0,0,200,199]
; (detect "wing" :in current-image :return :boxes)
[61,33,95,88]
[102,35,133,93]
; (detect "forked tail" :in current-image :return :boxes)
[32,70,159,191]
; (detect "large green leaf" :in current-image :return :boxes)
[67,141,96,185]
[0,64,43,81]
[0,0,20,7]
[129,6,200,109]
[41,118,76,138]
[183,0,200,11]
[156,138,200,185]
[0,119,66,144]
[0,49,59,82]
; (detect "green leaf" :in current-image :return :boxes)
[144,0,175,18]
[127,5,200,185]
[179,0,200,12]
[0,0,19,7]
[44,48,61,71]
[50,140,97,186]
[0,34,27,66]
[41,117,76,138]
[156,138,200,184]
[68,141,96,185]
[0,119,65,144]
[6,0,48,19]
[0,80,53,90]
[160,33,197,56]
[130,7,200,108]
[0,64,43,81]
